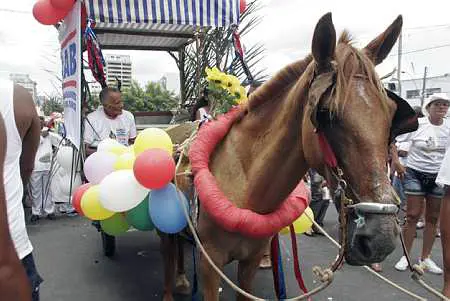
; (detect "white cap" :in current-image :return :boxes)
[422,93,450,116]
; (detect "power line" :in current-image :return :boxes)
[388,43,450,57]
[0,8,30,14]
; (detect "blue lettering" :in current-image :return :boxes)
[69,43,76,76]
[63,49,69,78]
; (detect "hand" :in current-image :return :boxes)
[393,162,406,180]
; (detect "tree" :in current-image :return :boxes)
[121,80,179,112]
[42,96,64,115]
[172,0,267,106]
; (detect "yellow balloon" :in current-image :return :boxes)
[81,185,114,220]
[108,144,128,156]
[114,152,136,170]
[280,207,314,235]
[134,128,173,156]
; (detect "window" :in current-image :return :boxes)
[406,89,420,99]
[425,88,441,97]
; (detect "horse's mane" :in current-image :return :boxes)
[246,31,388,115]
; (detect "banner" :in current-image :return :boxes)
[59,1,81,149]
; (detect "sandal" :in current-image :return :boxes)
[259,255,272,269]
[371,263,382,272]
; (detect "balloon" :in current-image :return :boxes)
[109,144,128,156]
[114,152,136,170]
[33,0,69,25]
[72,183,91,216]
[133,149,175,189]
[149,183,188,234]
[81,185,114,220]
[50,0,74,10]
[84,151,117,184]
[280,207,314,235]
[97,138,121,153]
[56,146,74,171]
[239,0,246,13]
[59,172,82,196]
[100,213,130,236]
[134,128,173,156]
[99,170,149,212]
[125,197,154,231]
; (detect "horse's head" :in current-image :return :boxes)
[305,13,417,265]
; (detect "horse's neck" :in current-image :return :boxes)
[210,85,310,214]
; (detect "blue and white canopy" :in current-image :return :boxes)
[86,0,241,51]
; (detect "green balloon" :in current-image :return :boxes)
[125,198,154,231]
[100,213,130,236]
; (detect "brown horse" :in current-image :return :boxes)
[182,13,412,301]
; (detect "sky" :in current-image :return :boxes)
[0,0,449,96]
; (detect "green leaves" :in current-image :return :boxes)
[121,80,179,112]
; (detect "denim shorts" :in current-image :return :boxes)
[403,167,445,199]
[22,253,43,301]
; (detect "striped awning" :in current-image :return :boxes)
[86,0,240,51]
[87,0,240,28]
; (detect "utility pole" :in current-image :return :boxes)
[420,66,428,107]
[397,31,402,96]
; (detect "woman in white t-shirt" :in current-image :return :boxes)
[437,131,450,297]
[393,94,450,274]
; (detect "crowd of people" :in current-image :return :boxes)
[1,73,450,301]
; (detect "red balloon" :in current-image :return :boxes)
[72,183,91,216]
[239,0,246,13]
[33,0,69,25]
[50,0,74,10]
[133,149,176,189]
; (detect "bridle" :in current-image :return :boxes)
[310,70,400,271]
[316,129,399,271]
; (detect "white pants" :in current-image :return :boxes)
[29,170,54,216]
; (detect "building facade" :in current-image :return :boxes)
[385,73,450,108]
[104,54,132,90]
[9,73,38,103]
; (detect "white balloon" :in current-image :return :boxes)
[84,151,117,184]
[97,138,121,152]
[99,170,149,212]
[56,146,74,171]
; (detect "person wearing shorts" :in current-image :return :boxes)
[436,132,450,297]
[393,93,450,274]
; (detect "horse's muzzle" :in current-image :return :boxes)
[344,208,399,265]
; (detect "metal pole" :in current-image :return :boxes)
[420,66,428,107]
[397,31,402,96]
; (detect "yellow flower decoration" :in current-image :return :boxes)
[205,67,223,84]
[223,74,241,90]
[232,85,248,105]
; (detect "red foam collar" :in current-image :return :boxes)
[189,108,309,238]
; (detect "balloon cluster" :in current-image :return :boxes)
[32,0,75,25]
[72,129,188,236]
[279,207,315,235]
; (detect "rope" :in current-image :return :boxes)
[174,150,333,300]
[304,214,428,301]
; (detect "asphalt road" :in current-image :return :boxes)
[27,208,444,301]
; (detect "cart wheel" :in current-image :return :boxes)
[101,231,116,257]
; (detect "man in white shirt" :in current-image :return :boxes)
[0,79,42,301]
[29,117,55,223]
[84,87,137,155]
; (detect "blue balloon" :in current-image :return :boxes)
[149,183,188,234]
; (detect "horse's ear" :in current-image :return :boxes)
[311,12,336,73]
[364,15,403,65]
